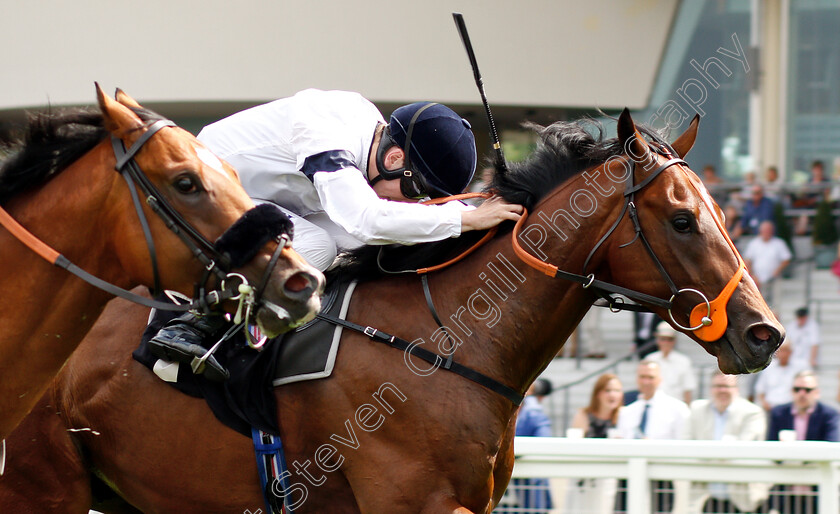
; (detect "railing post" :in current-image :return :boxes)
[627,457,650,514]
[817,461,840,514]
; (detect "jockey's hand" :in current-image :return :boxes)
[461,196,524,232]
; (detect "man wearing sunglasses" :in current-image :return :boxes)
[767,370,839,443]
[147,89,522,380]
[765,370,839,513]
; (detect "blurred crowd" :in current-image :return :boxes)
[505,318,838,514]
[701,160,839,242]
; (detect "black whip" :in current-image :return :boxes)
[452,12,508,175]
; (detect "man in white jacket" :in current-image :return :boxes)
[683,372,769,513]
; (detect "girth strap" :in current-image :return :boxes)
[316,313,524,406]
[421,274,456,370]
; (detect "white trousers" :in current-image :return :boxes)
[276,207,363,272]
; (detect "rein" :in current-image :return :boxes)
[0,119,287,314]
[375,192,497,275]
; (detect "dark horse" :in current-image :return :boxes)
[0,86,323,443]
[0,110,782,512]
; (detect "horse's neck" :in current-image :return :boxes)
[431,175,624,396]
[0,142,126,437]
[1,141,125,322]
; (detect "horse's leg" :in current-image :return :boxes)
[491,417,517,505]
[0,392,92,513]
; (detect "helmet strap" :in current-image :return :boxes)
[374,126,407,182]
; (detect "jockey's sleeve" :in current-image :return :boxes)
[312,167,470,245]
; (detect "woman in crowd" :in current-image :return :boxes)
[567,373,624,513]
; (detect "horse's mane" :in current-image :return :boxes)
[330,117,666,282]
[0,106,166,205]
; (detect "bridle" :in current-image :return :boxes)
[512,139,746,343]
[324,136,747,407]
[0,118,292,315]
[111,120,231,295]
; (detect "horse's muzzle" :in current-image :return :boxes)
[214,204,294,269]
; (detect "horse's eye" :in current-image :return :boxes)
[173,174,200,195]
[672,215,692,233]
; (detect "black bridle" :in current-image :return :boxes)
[105,119,296,313]
[581,143,693,311]
[110,120,231,295]
[513,138,746,341]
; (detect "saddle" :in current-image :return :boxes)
[133,280,358,437]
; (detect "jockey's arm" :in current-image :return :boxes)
[313,168,520,244]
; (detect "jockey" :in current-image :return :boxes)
[148,89,523,380]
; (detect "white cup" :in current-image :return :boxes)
[565,427,584,439]
[778,429,797,442]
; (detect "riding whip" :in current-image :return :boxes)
[452,12,508,175]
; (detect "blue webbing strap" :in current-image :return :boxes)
[251,428,294,513]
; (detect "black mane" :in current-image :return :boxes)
[332,117,665,282]
[491,120,624,209]
[0,106,166,205]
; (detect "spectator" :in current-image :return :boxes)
[497,379,553,513]
[701,164,727,206]
[646,322,696,404]
[763,165,786,205]
[567,374,623,513]
[833,240,840,291]
[633,311,662,359]
[580,308,606,359]
[683,373,770,513]
[617,360,689,512]
[743,220,792,305]
[766,370,840,513]
[793,160,829,208]
[787,307,820,369]
[738,171,758,202]
[723,202,741,236]
[754,342,804,411]
[732,184,775,239]
[767,370,840,442]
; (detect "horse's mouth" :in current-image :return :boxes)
[255,297,321,338]
[716,323,782,374]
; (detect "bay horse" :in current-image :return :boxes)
[0,110,783,513]
[0,86,323,444]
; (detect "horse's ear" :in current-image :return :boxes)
[114,88,143,109]
[670,114,700,159]
[95,82,143,134]
[617,107,652,166]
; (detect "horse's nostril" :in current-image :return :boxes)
[749,325,772,342]
[746,323,782,356]
[284,272,312,294]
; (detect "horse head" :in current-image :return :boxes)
[96,85,323,335]
[602,108,783,373]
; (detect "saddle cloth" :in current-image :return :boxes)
[133,280,358,437]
